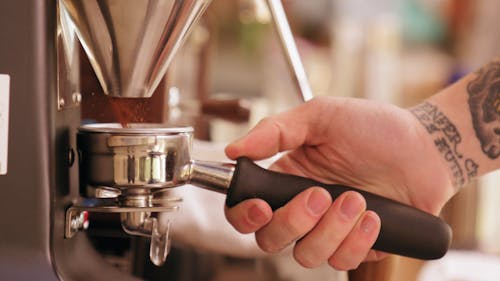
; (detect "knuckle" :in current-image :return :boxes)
[225,210,249,233]
[280,210,303,237]
[255,235,280,254]
[328,257,358,271]
[235,225,253,234]
[260,116,286,132]
[293,248,320,269]
[257,116,276,128]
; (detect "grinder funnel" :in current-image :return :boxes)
[60,0,212,98]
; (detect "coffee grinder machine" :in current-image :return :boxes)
[0,1,314,278]
[0,0,211,280]
[0,1,452,280]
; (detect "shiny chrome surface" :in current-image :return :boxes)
[117,189,175,266]
[60,0,212,98]
[57,0,81,110]
[86,186,122,198]
[77,123,193,191]
[266,0,313,102]
[190,160,234,193]
[66,194,180,266]
[65,196,181,238]
[78,123,236,193]
[78,122,195,134]
[75,124,238,266]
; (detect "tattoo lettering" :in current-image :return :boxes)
[411,102,463,157]
[464,159,479,179]
[411,102,479,188]
[467,58,500,159]
[434,137,466,186]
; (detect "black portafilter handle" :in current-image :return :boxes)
[225,157,452,260]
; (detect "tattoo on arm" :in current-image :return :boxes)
[410,102,479,188]
[467,58,500,159]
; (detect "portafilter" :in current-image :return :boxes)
[77,123,452,261]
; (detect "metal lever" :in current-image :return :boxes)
[265,0,314,102]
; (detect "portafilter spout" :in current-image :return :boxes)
[59,0,212,98]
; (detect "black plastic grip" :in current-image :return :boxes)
[226,157,451,260]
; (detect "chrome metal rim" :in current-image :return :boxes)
[78,123,194,135]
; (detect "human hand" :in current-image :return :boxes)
[224,97,456,270]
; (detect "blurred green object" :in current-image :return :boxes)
[400,0,447,44]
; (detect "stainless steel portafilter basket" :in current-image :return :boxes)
[77,123,235,196]
[77,123,194,192]
[76,123,452,262]
[74,123,235,266]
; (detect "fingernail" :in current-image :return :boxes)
[249,204,268,225]
[360,214,378,234]
[307,188,331,216]
[340,193,364,219]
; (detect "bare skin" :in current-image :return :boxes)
[224,58,500,271]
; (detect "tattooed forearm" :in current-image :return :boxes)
[410,102,479,188]
[467,58,500,159]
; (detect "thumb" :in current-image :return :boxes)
[225,97,334,160]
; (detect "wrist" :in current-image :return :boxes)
[409,67,499,189]
[409,100,476,190]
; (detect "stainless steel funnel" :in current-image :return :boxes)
[60,0,212,98]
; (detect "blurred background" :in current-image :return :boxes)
[82,0,500,280]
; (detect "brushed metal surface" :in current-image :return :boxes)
[60,0,212,98]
